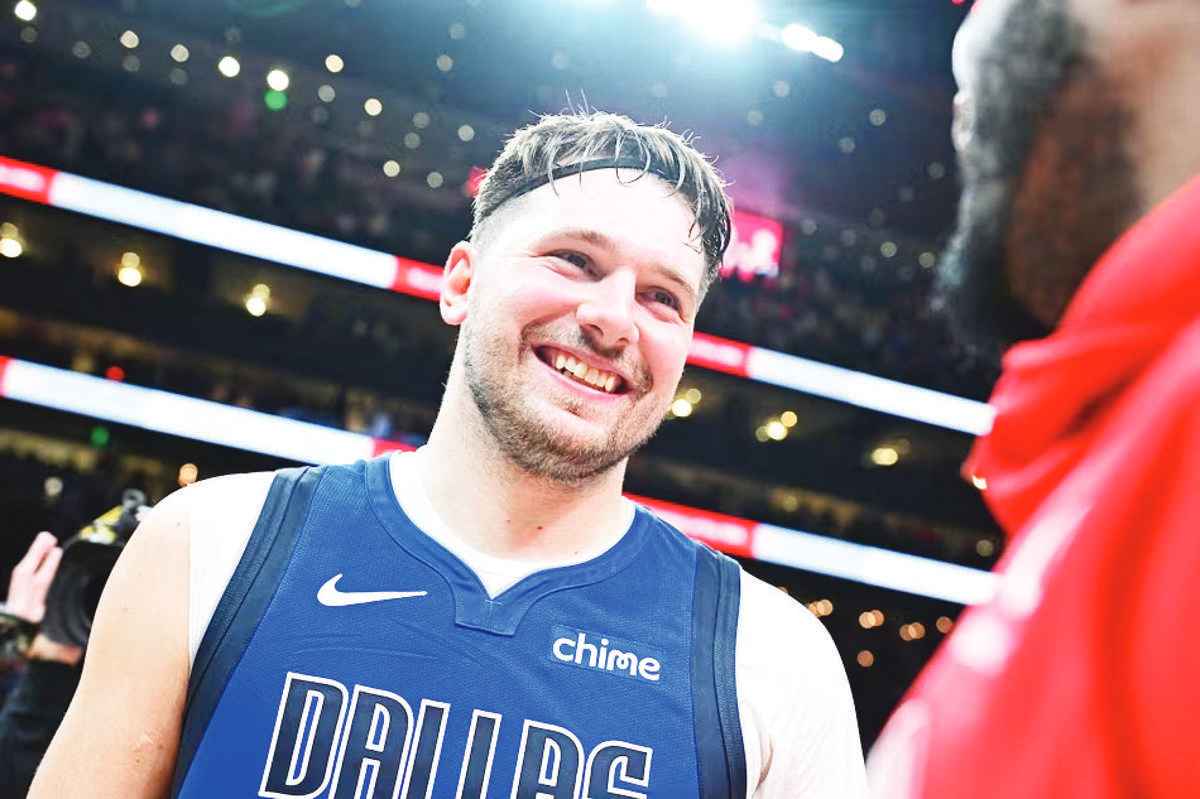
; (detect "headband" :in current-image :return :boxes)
[483,156,683,219]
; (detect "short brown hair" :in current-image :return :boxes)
[471,112,733,296]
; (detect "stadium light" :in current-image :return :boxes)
[812,36,845,63]
[781,23,845,63]
[117,251,143,286]
[0,237,21,258]
[13,1,36,23]
[266,68,290,91]
[647,0,761,47]
[217,56,241,78]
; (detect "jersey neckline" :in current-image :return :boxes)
[363,454,654,635]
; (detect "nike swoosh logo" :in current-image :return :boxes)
[316,574,428,607]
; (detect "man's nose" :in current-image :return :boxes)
[575,269,639,351]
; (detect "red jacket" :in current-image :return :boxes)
[869,174,1200,797]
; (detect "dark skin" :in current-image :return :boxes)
[937,0,1143,359]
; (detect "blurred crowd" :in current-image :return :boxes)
[0,53,995,397]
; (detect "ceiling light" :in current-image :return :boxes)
[670,398,693,418]
[0,237,22,258]
[218,56,241,78]
[870,446,899,466]
[117,265,143,287]
[266,68,290,91]
[14,0,36,22]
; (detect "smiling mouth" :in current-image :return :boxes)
[534,346,628,395]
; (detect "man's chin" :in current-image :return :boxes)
[935,212,1052,366]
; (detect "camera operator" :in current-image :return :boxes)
[0,532,83,797]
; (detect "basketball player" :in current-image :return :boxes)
[868,0,1200,795]
[30,113,868,798]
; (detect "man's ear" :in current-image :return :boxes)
[440,241,476,326]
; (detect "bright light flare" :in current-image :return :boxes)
[871,446,899,466]
[266,68,290,91]
[218,56,241,78]
[781,23,844,62]
[0,237,21,258]
[13,0,36,22]
[325,54,344,73]
[647,0,761,46]
[178,463,199,486]
[670,398,693,418]
[245,294,267,317]
[812,36,844,63]
[117,265,143,287]
[245,283,270,316]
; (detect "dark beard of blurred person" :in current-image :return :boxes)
[461,315,660,486]
[935,0,1143,362]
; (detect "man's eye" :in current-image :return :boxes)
[648,290,680,310]
[553,252,591,270]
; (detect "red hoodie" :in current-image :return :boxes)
[869,174,1200,797]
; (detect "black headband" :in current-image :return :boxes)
[484,156,682,219]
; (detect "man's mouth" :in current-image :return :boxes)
[533,346,628,395]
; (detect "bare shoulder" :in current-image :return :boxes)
[737,569,842,668]
[736,569,868,797]
[170,470,277,521]
[27,470,276,798]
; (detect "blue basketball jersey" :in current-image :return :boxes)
[172,457,745,799]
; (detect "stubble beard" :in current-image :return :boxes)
[460,316,664,486]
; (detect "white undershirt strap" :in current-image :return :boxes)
[388,449,638,598]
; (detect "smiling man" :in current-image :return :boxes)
[30,113,866,798]
[868,0,1200,796]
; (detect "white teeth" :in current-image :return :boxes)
[548,349,620,393]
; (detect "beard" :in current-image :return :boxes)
[935,0,1140,362]
[460,312,663,486]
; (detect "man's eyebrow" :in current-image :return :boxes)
[547,227,700,307]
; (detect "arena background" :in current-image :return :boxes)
[0,0,994,749]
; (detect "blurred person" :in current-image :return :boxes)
[868,0,1200,795]
[32,113,867,798]
[0,532,83,796]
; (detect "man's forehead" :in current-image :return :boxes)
[519,169,703,249]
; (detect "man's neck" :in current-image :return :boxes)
[417,396,630,562]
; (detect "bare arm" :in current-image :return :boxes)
[28,490,191,799]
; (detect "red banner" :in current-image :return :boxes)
[391,257,444,300]
[0,156,56,205]
[371,438,417,457]
[687,332,751,377]
[626,493,756,558]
